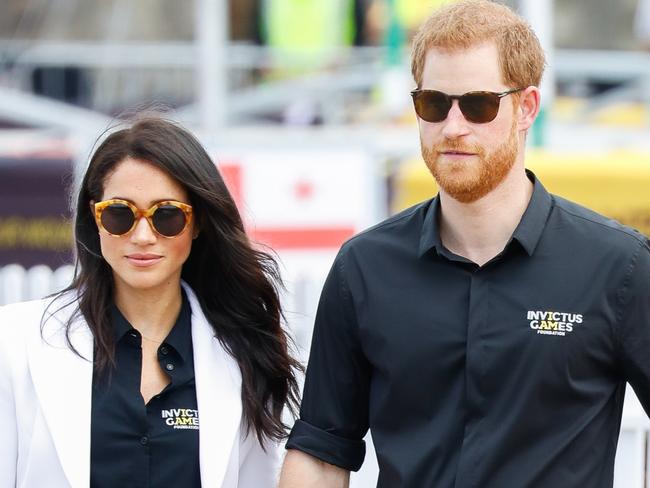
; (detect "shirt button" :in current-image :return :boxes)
[140,436,149,446]
[159,345,169,355]
[165,363,175,371]
[130,332,138,338]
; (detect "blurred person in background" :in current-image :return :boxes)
[363,0,458,45]
[636,0,650,50]
[0,117,301,488]
[280,1,650,487]
[394,0,458,38]
[260,0,358,55]
[260,0,358,124]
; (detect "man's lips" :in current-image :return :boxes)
[125,254,163,267]
[440,150,475,156]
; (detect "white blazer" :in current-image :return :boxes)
[0,284,281,488]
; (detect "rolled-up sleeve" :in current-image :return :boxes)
[286,247,371,471]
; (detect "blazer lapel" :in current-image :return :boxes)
[184,285,243,488]
[27,297,94,488]
[26,286,243,488]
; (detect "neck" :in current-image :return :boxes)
[113,280,183,342]
[438,165,533,266]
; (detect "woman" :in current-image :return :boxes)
[0,117,301,488]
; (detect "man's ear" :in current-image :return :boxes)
[517,86,541,132]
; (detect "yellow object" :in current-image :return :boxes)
[263,0,355,51]
[552,97,588,122]
[396,0,457,30]
[589,103,649,127]
[552,97,648,128]
[392,150,650,235]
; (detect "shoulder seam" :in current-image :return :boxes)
[343,201,428,247]
[554,201,646,245]
[613,239,646,356]
[336,248,361,336]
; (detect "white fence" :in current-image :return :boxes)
[1,264,649,487]
[0,263,74,306]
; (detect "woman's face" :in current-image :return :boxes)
[96,157,195,296]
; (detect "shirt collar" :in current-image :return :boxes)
[111,290,193,362]
[418,169,552,258]
[418,195,444,258]
[510,170,553,256]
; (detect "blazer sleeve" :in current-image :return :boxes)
[0,305,18,488]
[237,433,282,488]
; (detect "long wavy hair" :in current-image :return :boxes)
[55,116,301,442]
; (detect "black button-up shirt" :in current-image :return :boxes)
[90,292,201,488]
[287,173,650,487]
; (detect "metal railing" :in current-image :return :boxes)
[2,40,649,128]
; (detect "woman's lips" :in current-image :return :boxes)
[125,254,163,267]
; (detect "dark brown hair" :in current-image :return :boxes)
[54,116,301,443]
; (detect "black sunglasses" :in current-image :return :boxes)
[411,88,523,124]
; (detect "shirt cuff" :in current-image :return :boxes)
[285,419,366,472]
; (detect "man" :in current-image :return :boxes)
[280,1,650,487]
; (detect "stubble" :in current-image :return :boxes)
[421,120,519,203]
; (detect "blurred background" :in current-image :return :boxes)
[1,0,650,485]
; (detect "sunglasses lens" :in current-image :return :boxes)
[459,92,500,123]
[413,91,451,123]
[152,204,187,237]
[101,203,135,235]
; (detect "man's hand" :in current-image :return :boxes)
[279,449,350,488]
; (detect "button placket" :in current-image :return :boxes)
[467,271,489,401]
[455,270,490,488]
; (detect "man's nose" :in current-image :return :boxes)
[441,100,471,139]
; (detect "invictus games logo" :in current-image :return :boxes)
[161,408,200,430]
[527,310,583,337]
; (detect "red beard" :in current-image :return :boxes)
[421,120,518,203]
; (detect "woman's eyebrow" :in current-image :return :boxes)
[105,197,186,207]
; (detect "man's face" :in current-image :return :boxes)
[417,42,522,203]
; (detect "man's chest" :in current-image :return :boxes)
[355,256,622,408]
